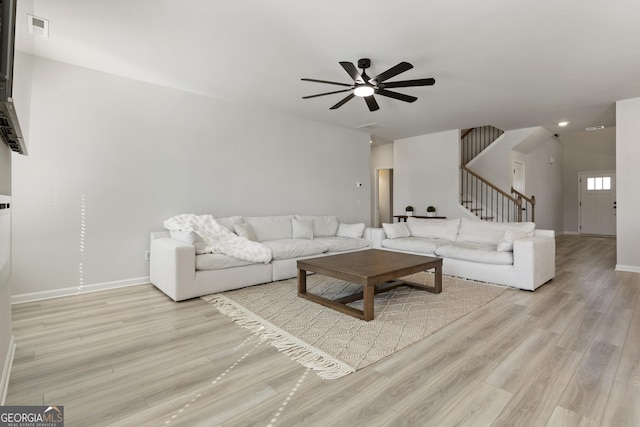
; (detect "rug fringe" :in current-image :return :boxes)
[204,294,355,379]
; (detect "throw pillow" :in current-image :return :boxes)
[382,222,410,239]
[294,215,339,237]
[497,229,531,252]
[234,223,258,242]
[292,218,314,240]
[336,223,366,238]
[243,215,294,241]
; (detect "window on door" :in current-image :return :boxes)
[586,177,611,191]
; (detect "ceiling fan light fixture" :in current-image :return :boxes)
[354,85,375,97]
[301,59,435,111]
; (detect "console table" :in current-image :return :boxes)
[394,215,447,222]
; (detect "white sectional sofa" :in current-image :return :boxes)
[150,214,555,301]
[150,215,370,301]
[368,217,555,291]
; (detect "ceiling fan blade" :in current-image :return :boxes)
[330,93,356,109]
[364,95,380,112]
[302,89,353,99]
[382,78,436,88]
[339,62,365,84]
[370,61,413,83]
[376,89,418,103]
[301,78,353,87]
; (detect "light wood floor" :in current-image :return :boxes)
[7,235,640,426]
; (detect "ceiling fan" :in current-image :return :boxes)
[301,58,435,112]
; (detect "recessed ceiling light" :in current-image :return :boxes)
[585,125,605,131]
[558,121,569,127]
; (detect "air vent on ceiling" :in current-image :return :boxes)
[355,122,384,131]
[27,14,49,38]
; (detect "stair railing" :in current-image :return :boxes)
[511,187,536,222]
[461,126,505,165]
[460,125,535,223]
[460,165,524,222]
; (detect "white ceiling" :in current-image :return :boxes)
[15,0,640,141]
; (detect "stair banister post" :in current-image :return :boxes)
[531,196,536,222]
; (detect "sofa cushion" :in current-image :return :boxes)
[195,254,254,270]
[336,223,365,238]
[314,236,369,252]
[407,217,460,241]
[381,237,445,255]
[382,222,410,239]
[497,229,531,252]
[244,215,293,241]
[292,218,314,240]
[435,242,514,265]
[261,239,328,260]
[456,218,535,245]
[295,215,339,237]
[215,216,243,233]
[234,223,258,241]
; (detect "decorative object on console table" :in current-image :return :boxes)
[405,205,414,216]
[426,206,437,217]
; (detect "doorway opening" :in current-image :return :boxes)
[375,168,393,228]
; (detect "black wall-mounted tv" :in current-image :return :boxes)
[0,0,26,155]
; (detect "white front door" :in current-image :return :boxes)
[579,171,616,236]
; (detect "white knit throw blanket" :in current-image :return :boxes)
[163,214,272,263]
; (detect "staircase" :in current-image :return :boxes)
[460,126,535,222]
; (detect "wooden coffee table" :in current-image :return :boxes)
[297,249,443,321]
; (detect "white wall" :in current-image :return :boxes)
[522,137,563,231]
[616,97,640,272]
[11,55,371,298]
[371,143,393,175]
[561,128,616,234]
[394,130,461,218]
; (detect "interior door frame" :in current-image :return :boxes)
[374,166,393,228]
[578,169,616,236]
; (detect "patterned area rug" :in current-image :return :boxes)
[202,272,507,379]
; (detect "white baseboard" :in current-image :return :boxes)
[11,277,150,304]
[615,265,640,273]
[1,335,15,405]
[562,231,580,235]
